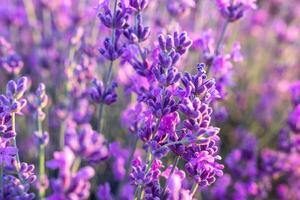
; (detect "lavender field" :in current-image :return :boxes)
[0,0,299,199]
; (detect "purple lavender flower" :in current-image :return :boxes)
[123,13,150,43]
[166,0,195,17]
[65,122,109,163]
[109,142,130,180]
[129,0,149,12]
[97,182,113,200]
[99,32,127,61]
[47,147,95,200]
[1,175,35,200]
[0,37,23,75]
[90,78,118,105]
[216,0,257,22]
[161,165,190,199]
[130,157,163,199]
[288,105,300,133]
[98,1,128,61]
[290,81,300,106]
[0,146,17,167]
[0,77,36,199]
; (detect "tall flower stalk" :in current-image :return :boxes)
[0,77,36,199]
[29,83,49,199]
[94,0,127,133]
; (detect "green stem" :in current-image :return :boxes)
[11,113,21,177]
[136,155,154,200]
[190,183,199,198]
[72,158,81,173]
[133,185,142,200]
[215,19,229,55]
[207,19,229,73]
[59,123,65,150]
[116,136,138,197]
[23,0,41,44]
[97,60,113,133]
[37,115,45,199]
[125,136,138,178]
[161,156,180,197]
[97,0,118,133]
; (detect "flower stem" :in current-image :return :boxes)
[215,19,229,55]
[59,123,65,150]
[11,113,21,178]
[207,19,229,73]
[117,136,138,196]
[97,0,118,133]
[161,156,180,198]
[72,158,81,173]
[37,115,45,200]
[190,183,199,198]
[23,0,41,44]
[125,136,138,178]
[133,153,154,200]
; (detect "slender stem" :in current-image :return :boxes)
[97,0,118,133]
[11,113,21,176]
[23,0,41,44]
[161,156,180,198]
[135,155,154,200]
[117,136,138,196]
[134,185,142,200]
[0,158,3,199]
[72,158,81,173]
[207,19,229,73]
[42,8,52,38]
[97,60,114,133]
[154,139,190,153]
[214,19,229,55]
[37,115,45,199]
[190,183,199,198]
[133,154,154,200]
[59,123,65,150]
[125,136,138,178]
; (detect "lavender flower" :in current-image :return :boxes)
[90,78,118,105]
[290,81,300,106]
[130,157,163,199]
[0,37,23,75]
[288,105,300,133]
[46,147,95,200]
[97,182,113,200]
[65,122,109,163]
[0,77,36,199]
[166,0,195,17]
[216,0,257,22]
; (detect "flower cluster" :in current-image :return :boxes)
[0,37,24,75]
[216,0,257,22]
[0,77,36,199]
[128,31,224,199]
